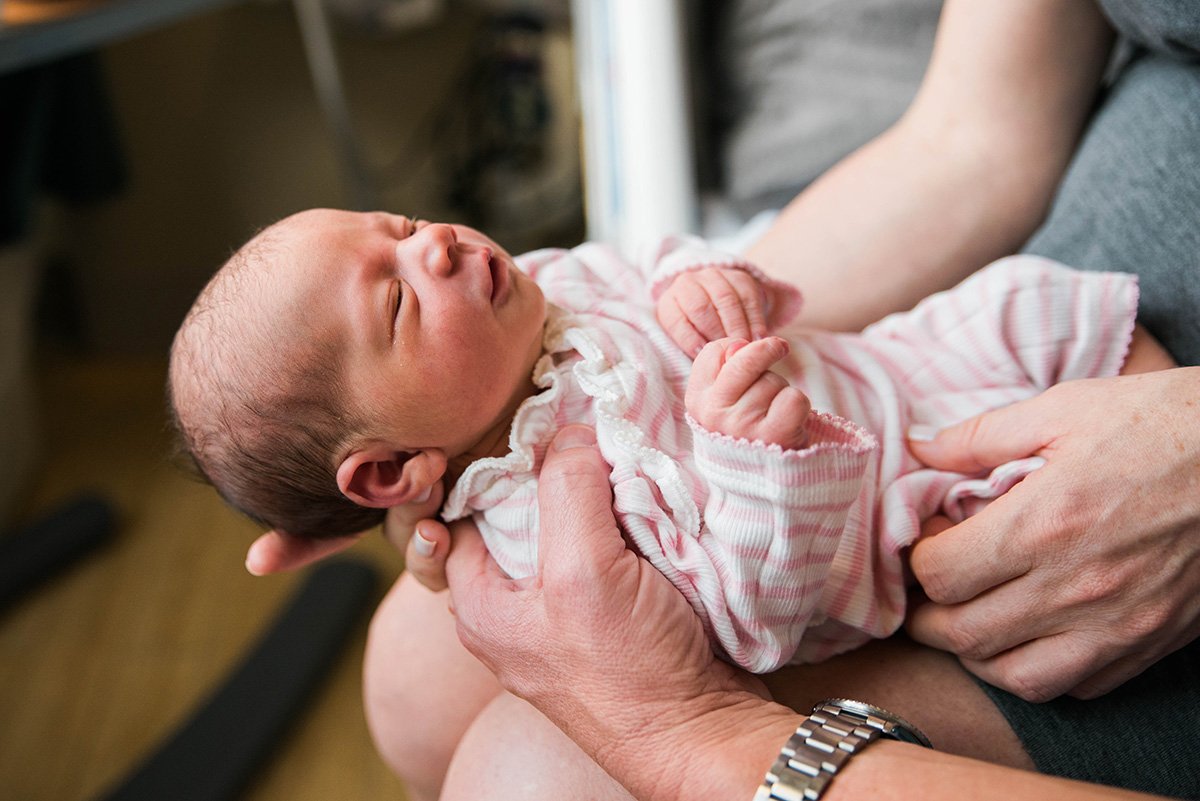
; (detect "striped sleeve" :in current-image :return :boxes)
[685,412,876,672]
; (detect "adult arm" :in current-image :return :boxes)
[438,425,1165,801]
[907,368,1200,700]
[745,0,1114,330]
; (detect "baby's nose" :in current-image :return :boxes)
[399,223,456,277]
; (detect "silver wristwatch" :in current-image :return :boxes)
[752,699,933,801]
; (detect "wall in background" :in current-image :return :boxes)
[38,1,580,356]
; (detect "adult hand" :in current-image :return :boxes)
[441,424,782,799]
[379,481,449,591]
[906,369,1200,701]
[245,481,444,576]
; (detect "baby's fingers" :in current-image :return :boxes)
[666,277,729,343]
[761,386,812,449]
[709,336,790,407]
[722,269,769,340]
[694,269,755,342]
[657,297,710,358]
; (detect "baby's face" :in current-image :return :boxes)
[260,209,546,457]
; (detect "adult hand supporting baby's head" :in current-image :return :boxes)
[382,481,450,591]
[245,529,363,575]
[247,480,445,577]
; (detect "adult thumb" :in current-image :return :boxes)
[536,425,623,578]
[907,398,1053,473]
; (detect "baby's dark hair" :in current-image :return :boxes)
[168,229,386,540]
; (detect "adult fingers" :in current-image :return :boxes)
[405,520,451,592]
[908,479,1039,604]
[381,481,445,553]
[958,631,1114,703]
[245,529,362,575]
[536,425,626,584]
[444,518,521,655]
[907,390,1063,473]
[444,519,506,594]
[1067,652,1156,700]
[919,514,954,538]
[906,577,1054,661]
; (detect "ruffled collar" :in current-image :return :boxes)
[442,304,579,520]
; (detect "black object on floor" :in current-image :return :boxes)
[0,492,116,613]
[95,558,379,801]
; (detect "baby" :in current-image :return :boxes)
[170,208,1171,672]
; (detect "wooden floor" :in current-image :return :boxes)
[0,356,410,801]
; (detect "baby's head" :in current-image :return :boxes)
[169,209,546,539]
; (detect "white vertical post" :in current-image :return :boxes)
[571,0,697,255]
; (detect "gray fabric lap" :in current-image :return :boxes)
[1023,52,1200,365]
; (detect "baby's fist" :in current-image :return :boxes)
[657,267,769,358]
[686,337,811,450]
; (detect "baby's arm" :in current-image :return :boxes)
[682,336,879,671]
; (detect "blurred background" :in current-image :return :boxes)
[0,2,582,799]
[0,1,939,798]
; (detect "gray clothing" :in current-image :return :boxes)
[710,0,941,214]
[1024,37,1200,365]
[1097,0,1200,61]
[987,4,1200,797]
[977,640,1200,798]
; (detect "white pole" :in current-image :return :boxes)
[571,0,697,255]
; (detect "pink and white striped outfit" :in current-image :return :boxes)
[442,236,1139,673]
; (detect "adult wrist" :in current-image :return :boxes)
[753,699,933,801]
[612,693,799,801]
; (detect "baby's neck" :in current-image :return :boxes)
[444,373,542,488]
[445,320,549,487]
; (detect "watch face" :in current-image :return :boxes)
[817,699,934,749]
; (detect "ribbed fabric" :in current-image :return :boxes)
[443,237,1139,673]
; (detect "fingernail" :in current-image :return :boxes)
[907,424,940,442]
[553,425,596,451]
[413,527,435,558]
[413,485,432,504]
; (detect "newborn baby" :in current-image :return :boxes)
[170,208,1166,671]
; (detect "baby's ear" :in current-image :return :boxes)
[336,445,447,508]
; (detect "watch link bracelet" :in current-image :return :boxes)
[752,699,933,801]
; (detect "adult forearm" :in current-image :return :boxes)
[604,698,1166,801]
[746,0,1115,331]
[746,121,1037,331]
[826,740,1164,801]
